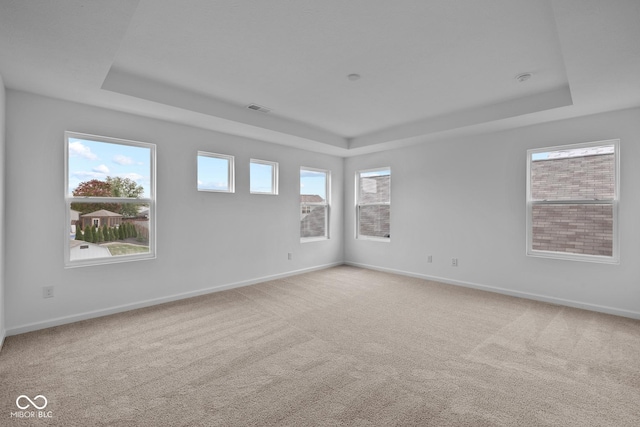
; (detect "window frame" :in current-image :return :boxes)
[526,139,620,264]
[64,131,156,268]
[250,158,279,195]
[300,167,330,242]
[197,151,235,193]
[356,167,391,241]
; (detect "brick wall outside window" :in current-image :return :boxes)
[531,153,614,256]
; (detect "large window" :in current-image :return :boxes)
[300,168,330,240]
[356,168,391,240]
[197,151,234,193]
[250,159,278,195]
[65,132,156,267]
[526,139,619,263]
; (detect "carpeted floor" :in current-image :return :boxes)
[1,265,639,426]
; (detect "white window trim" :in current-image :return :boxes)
[65,131,156,268]
[250,158,279,195]
[356,167,391,242]
[197,151,235,193]
[526,139,620,264]
[300,167,330,242]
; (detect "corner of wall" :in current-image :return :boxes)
[0,74,6,350]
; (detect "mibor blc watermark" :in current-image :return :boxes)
[10,395,53,419]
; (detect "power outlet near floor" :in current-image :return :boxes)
[287,252,293,260]
[43,286,55,298]
[427,255,433,263]
[451,258,458,267]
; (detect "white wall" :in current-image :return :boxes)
[345,108,640,318]
[5,90,344,333]
[0,75,6,346]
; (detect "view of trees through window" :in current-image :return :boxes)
[66,133,154,265]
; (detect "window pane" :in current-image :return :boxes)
[532,204,613,256]
[359,169,390,203]
[250,160,277,194]
[300,205,326,238]
[70,203,151,261]
[300,169,326,201]
[358,205,390,238]
[198,153,233,192]
[68,137,151,198]
[531,145,614,201]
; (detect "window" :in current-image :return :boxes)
[197,151,234,193]
[357,168,391,240]
[300,168,330,240]
[250,159,278,195]
[65,132,156,267]
[526,139,619,263]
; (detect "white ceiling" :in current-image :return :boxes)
[1,0,639,156]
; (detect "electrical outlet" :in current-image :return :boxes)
[452,258,458,267]
[43,286,54,298]
[287,252,292,260]
[427,255,433,263]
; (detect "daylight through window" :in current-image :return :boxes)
[526,140,619,263]
[250,159,278,195]
[197,151,235,193]
[300,168,330,240]
[357,168,391,240]
[65,132,156,267]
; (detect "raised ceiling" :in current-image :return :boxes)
[1,0,639,156]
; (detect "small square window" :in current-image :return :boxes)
[197,151,234,193]
[250,159,278,195]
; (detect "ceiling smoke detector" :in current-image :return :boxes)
[515,72,533,83]
[347,73,361,81]
[246,103,271,113]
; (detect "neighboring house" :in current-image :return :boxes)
[531,149,614,256]
[80,209,123,229]
[300,194,324,215]
[358,175,391,238]
[69,240,111,260]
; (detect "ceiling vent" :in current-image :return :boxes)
[246,103,271,113]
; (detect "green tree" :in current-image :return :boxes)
[106,177,145,218]
[75,225,84,241]
[70,179,120,215]
[96,227,104,243]
[83,226,93,243]
[118,225,125,240]
[92,226,98,244]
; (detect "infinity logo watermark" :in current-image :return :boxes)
[16,395,48,410]
[10,395,53,419]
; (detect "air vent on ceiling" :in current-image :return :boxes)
[246,103,271,113]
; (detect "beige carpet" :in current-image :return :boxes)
[1,265,639,426]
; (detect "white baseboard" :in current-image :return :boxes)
[345,261,640,320]
[6,262,342,336]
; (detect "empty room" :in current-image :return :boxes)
[1,1,639,425]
